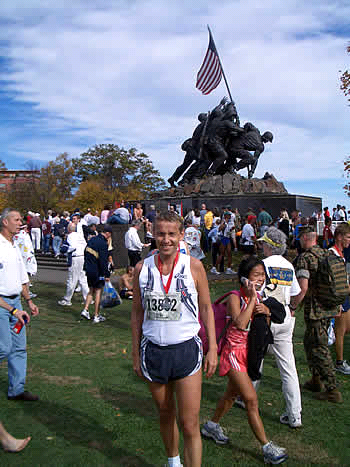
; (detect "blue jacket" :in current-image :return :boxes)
[84,233,110,278]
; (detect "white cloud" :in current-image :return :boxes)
[0,0,348,201]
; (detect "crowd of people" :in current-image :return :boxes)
[0,201,349,465]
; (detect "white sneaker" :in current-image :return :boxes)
[336,360,350,375]
[81,309,91,320]
[58,299,72,306]
[225,268,234,274]
[262,441,288,464]
[201,421,229,445]
[93,315,106,323]
[210,267,220,274]
[279,413,302,428]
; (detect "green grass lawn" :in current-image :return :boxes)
[0,278,349,466]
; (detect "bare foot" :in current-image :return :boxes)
[2,434,31,452]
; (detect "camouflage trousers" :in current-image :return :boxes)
[304,318,337,391]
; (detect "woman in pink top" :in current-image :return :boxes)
[201,257,288,464]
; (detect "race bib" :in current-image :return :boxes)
[144,291,182,321]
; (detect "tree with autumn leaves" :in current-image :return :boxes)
[342,45,350,196]
[0,145,166,213]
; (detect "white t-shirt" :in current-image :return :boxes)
[184,227,205,260]
[67,231,87,256]
[0,234,29,296]
[125,227,143,251]
[241,223,255,245]
[263,255,301,320]
[13,230,37,275]
[192,216,201,227]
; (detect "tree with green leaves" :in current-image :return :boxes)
[0,159,6,170]
[73,144,166,195]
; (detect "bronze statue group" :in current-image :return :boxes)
[168,97,273,187]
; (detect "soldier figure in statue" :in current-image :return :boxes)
[167,113,208,188]
[226,123,273,178]
[178,99,242,185]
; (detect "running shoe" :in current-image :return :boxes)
[93,315,106,323]
[225,268,234,274]
[210,267,220,274]
[81,309,91,320]
[279,413,302,428]
[201,421,229,445]
[58,299,72,306]
[234,396,246,409]
[262,441,288,464]
[336,360,350,375]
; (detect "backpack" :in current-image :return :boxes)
[198,291,233,355]
[311,249,349,308]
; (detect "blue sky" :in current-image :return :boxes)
[0,0,349,210]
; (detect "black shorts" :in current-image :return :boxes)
[87,275,105,289]
[120,288,128,299]
[140,336,203,384]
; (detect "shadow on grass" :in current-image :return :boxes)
[20,399,155,467]
[98,388,156,419]
[204,437,262,465]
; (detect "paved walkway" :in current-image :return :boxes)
[35,267,67,284]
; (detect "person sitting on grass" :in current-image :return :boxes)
[119,266,134,300]
[201,256,288,465]
[0,422,30,453]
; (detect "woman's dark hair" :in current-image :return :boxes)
[194,208,200,217]
[238,256,265,282]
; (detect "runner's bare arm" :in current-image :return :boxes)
[131,261,144,378]
[228,284,256,330]
[190,257,217,378]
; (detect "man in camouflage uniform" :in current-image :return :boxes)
[294,227,342,402]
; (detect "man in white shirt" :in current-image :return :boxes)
[257,227,302,428]
[0,208,39,401]
[58,223,89,306]
[71,212,87,238]
[125,220,150,266]
[240,215,257,255]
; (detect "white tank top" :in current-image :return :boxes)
[139,253,200,345]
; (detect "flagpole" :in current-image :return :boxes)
[207,25,235,105]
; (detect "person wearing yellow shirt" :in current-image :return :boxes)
[203,209,214,253]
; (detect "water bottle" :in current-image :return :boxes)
[13,316,28,334]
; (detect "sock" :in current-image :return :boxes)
[168,455,181,467]
[336,360,343,365]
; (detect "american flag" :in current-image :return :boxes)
[196,30,222,95]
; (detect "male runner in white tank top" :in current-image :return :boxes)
[132,211,217,467]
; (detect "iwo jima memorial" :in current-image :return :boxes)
[143,28,321,217]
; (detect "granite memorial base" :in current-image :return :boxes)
[143,193,322,220]
[110,223,146,269]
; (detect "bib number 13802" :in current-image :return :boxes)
[145,292,181,321]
